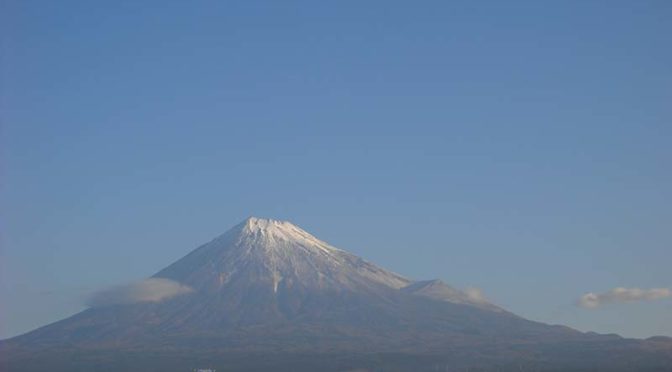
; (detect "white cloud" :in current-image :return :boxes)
[87,278,193,307]
[578,287,671,309]
[464,287,488,303]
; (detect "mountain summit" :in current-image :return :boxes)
[156,217,410,299]
[3,218,672,371]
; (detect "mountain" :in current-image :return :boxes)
[401,279,504,312]
[2,217,671,371]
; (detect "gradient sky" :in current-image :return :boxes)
[1,0,671,339]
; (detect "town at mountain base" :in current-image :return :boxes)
[2,218,671,371]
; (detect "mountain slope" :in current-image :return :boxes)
[157,217,411,293]
[401,279,505,312]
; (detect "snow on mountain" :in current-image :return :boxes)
[154,217,412,295]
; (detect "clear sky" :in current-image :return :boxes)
[1,0,670,339]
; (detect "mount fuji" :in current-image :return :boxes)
[2,217,671,371]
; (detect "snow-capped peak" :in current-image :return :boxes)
[241,217,301,237]
[156,217,411,294]
[236,217,337,252]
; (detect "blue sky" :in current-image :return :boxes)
[1,0,670,339]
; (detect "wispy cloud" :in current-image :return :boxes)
[465,287,488,303]
[578,287,671,309]
[87,278,193,307]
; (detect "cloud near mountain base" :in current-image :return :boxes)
[578,287,671,309]
[464,287,489,303]
[87,278,193,307]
